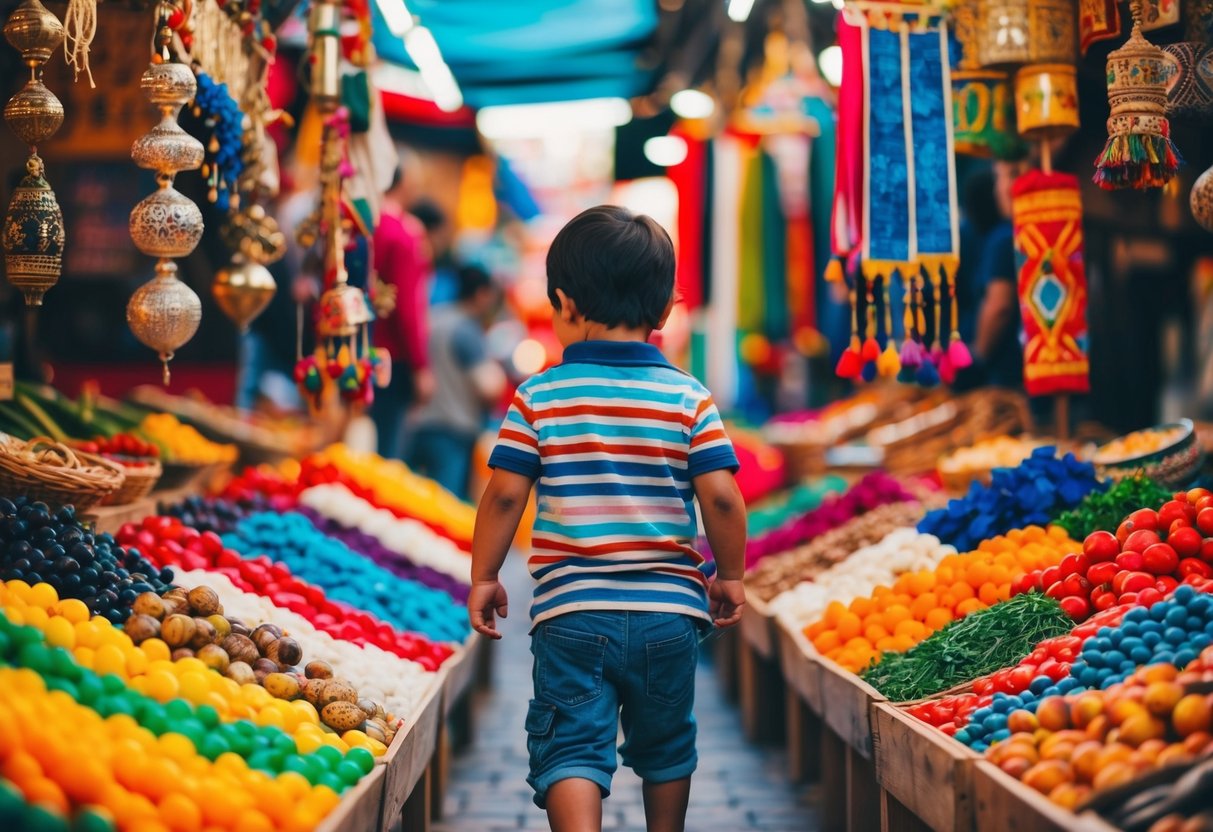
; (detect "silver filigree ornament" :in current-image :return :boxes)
[127,56,205,385]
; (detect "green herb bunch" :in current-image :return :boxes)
[1053,475,1172,540]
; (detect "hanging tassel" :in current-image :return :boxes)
[836,337,864,378]
[898,273,921,369]
[938,352,956,385]
[1092,130,1182,190]
[860,276,880,362]
[942,258,974,369]
[861,361,877,382]
[916,359,941,387]
[927,263,945,359]
[948,339,973,371]
[876,276,900,377]
[825,257,845,283]
[64,0,98,88]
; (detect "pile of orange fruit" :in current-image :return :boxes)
[805,526,1080,671]
[988,655,1213,809]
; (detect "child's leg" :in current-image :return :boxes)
[546,777,605,832]
[641,778,691,832]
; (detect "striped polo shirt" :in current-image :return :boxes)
[488,340,739,627]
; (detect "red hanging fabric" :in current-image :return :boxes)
[668,127,707,310]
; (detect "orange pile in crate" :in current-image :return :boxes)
[805,526,1080,671]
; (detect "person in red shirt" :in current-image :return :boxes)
[371,165,435,459]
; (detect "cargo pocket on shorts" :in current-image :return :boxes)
[538,626,607,706]
[525,699,558,768]
[646,626,696,706]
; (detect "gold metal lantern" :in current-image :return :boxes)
[126,26,206,384]
[212,255,276,332]
[3,0,66,306]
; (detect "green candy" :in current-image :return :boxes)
[345,746,375,775]
[316,772,346,793]
[335,759,364,786]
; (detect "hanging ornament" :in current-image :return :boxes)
[1192,164,1213,232]
[1093,0,1181,190]
[213,203,282,331]
[126,9,205,385]
[1159,43,1213,118]
[3,0,66,307]
[1014,64,1080,141]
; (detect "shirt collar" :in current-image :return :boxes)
[559,340,674,368]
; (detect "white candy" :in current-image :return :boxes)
[173,568,439,718]
[298,484,471,581]
[771,528,956,630]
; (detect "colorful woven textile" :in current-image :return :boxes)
[1012,171,1091,397]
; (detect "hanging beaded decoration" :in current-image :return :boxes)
[126,1,206,385]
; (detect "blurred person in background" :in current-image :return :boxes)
[371,163,434,459]
[407,264,505,499]
[411,197,457,306]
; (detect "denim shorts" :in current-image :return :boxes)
[525,610,703,809]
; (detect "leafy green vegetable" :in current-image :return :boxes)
[860,592,1072,701]
[1053,475,1172,540]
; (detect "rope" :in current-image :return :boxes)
[63,0,97,88]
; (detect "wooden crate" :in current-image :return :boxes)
[818,653,885,760]
[83,495,157,535]
[380,680,444,832]
[972,760,1091,832]
[441,633,482,718]
[711,624,740,702]
[738,599,786,743]
[315,765,386,832]
[778,622,823,714]
[740,596,779,660]
[872,703,979,832]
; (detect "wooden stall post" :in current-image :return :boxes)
[738,600,786,743]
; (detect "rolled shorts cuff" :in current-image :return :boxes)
[632,754,698,785]
[531,766,613,809]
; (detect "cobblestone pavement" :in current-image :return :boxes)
[436,557,820,832]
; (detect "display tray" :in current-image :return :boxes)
[777,620,823,715]
[817,652,886,760]
[442,633,483,718]
[314,765,387,832]
[972,760,1118,832]
[872,703,980,832]
[739,595,779,660]
[379,677,444,832]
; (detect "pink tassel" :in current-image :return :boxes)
[948,337,973,371]
[938,353,956,385]
[930,343,945,365]
[899,339,922,368]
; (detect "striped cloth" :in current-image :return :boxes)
[488,340,739,627]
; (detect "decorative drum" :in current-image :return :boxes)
[1160,42,1213,117]
[953,69,1019,156]
[1014,64,1081,139]
[978,0,1031,68]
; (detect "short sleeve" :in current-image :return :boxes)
[452,319,486,370]
[687,394,739,477]
[487,388,541,479]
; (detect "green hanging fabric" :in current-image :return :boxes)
[737,147,765,333]
[760,150,788,341]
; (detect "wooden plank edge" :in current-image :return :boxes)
[441,633,482,717]
[872,702,979,832]
[379,676,444,832]
[817,651,885,760]
[740,596,778,660]
[315,764,386,832]
[972,760,1086,832]
[777,620,824,715]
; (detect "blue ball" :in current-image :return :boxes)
[1143,631,1164,647]
[1141,619,1165,634]
[990,728,1012,742]
[1166,627,1189,645]
[1100,675,1119,689]
[992,698,1010,714]
[1190,595,1212,616]
[1131,646,1153,664]
[1125,607,1149,623]
[971,707,992,724]
[1175,584,1197,604]
[1152,652,1176,667]
[1175,648,1197,667]
[1103,650,1127,667]
[1121,622,1142,638]
[1152,603,1173,621]
[1166,607,1190,628]
[972,742,989,752]
[985,714,1008,733]
[954,729,971,744]
[1056,678,1080,693]
[1188,616,1206,633]
[1080,667,1101,687]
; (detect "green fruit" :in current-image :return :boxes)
[316,773,346,793]
[198,733,230,760]
[345,746,375,775]
[195,704,220,729]
[335,759,364,786]
[313,745,343,767]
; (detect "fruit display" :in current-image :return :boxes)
[1053,475,1173,542]
[1094,420,1204,488]
[937,436,1046,486]
[1012,491,1213,623]
[805,525,1080,671]
[0,499,174,624]
[296,483,471,581]
[139,413,238,465]
[768,528,955,629]
[307,446,476,546]
[734,472,919,570]
[1091,756,1213,831]
[746,502,933,602]
[223,512,469,643]
[917,447,1103,552]
[72,434,161,467]
[984,635,1213,809]
[860,592,1074,700]
[159,492,286,535]
[115,516,454,670]
[1096,423,1193,464]
[744,476,848,537]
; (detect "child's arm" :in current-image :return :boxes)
[693,469,747,627]
[468,468,534,639]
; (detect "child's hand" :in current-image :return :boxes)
[468,580,510,639]
[709,579,746,628]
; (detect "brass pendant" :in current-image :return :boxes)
[213,254,276,332]
[126,262,202,385]
[3,0,66,306]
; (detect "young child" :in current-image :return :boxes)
[468,205,748,832]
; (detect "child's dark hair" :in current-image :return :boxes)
[546,205,675,330]
[456,263,493,301]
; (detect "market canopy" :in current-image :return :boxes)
[372,0,660,108]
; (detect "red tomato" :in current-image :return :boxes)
[1142,543,1180,576]
[1029,647,1049,664]
[1159,501,1192,531]
[1156,576,1180,594]
[1129,509,1160,530]
[1087,561,1119,586]
[1062,574,1091,597]
[1124,529,1162,554]
[1188,487,1212,503]
[1117,520,1136,545]
[1121,571,1156,593]
[1112,570,1132,595]
[1091,589,1118,612]
[1116,551,1146,572]
[1136,587,1164,607]
[1045,581,1069,600]
[1041,566,1062,590]
[973,678,994,696]
[1084,531,1121,563]
[1060,595,1091,620]
[1059,553,1088,578]
[938,722,958,736]
[1169,526,1204,559]
[1199,508,1213,537]
[992,669,1014,693]
[1201,540,1213,565]
[1118,591,1139,605]
[1180,559,1213,579]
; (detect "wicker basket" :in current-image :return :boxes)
[0,435,125,512]
[100,458,163,506]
